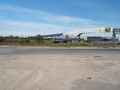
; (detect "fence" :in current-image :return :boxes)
[58,41,120,45]
[89,41,120,45]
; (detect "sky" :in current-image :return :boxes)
[0,0,120,37]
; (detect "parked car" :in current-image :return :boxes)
[84,40,90,42]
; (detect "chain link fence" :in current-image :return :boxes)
[89,41,120,45]
[58,41,120,45]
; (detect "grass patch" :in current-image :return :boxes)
[1,40,120,47]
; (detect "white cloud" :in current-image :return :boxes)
[3,20,66,29]
[51,16,98,23]
[0,3,100,24]
[0,20,81,36]
[0,4,103,36]
[0,19,101,36]
[0,19,111,37]
[0,3,46,14]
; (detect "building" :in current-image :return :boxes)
[42,33,63,38]
[96,27,120,41]
[52,38,72,43]
[84,36,102,41]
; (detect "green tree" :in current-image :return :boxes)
[26,38,30,43]
[0,36,3,44]
[35,34,43,43]
[0,36,6,44]
[19,37,25,44]
[15,36,19,39]
[9,35,14,39]
[8,35,14,44]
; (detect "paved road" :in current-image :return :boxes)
[0,46,120,90]
[0,46,120,55]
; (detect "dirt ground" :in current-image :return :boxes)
[0,46,120,90]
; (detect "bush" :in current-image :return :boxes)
[26,39,30,43]
[35,34,43,43]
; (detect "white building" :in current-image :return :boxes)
[84,36,102,41]
[96,27,120,41]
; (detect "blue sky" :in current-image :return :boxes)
[0,0,120,37]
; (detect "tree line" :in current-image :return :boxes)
[0,34,44,45]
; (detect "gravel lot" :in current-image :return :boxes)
[0,46,120,90]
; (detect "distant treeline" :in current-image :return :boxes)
[0,34,52,45]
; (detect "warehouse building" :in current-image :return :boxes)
[84,36,102,41]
